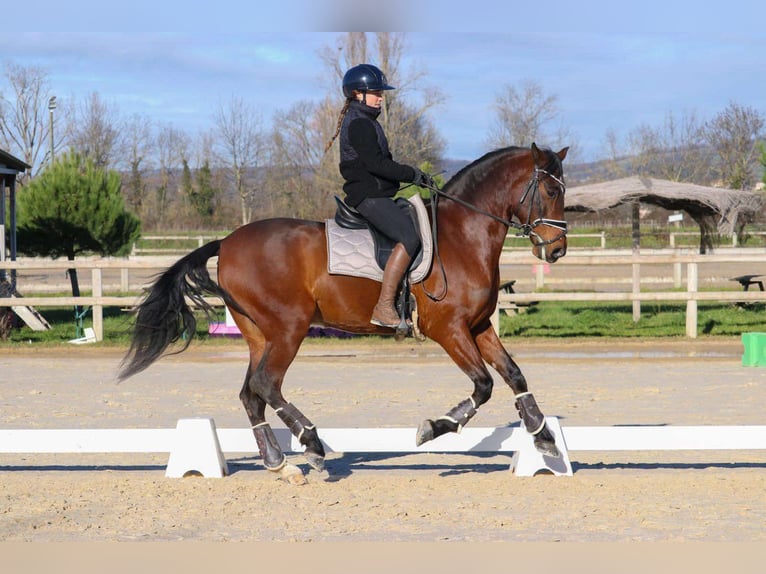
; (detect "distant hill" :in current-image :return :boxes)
[440,151,765,188]
[438,156,614,186]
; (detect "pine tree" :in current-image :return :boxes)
[17,151,141,302]
[193,160,216,219]
[181,158,194,209]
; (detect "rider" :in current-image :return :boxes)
[326,63,434,328]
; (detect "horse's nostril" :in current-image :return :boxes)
[551,247,566,261]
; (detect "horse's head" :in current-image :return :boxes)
[519,143,569,263]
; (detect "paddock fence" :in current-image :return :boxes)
[2,250,765,341]
[128,231,766,255]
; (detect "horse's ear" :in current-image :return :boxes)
[557,146,569,161]
[531,142,541,162]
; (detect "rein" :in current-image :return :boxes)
[421,167,568,302]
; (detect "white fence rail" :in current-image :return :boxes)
[504,230,766,250]
[129,231,766,255]
[2,252,766,341]
[131,235,224,255]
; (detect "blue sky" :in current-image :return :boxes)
[2,2,765,163]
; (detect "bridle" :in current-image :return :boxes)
[421,166,568,301]
[427,166,568,245]
[517,168,568,247]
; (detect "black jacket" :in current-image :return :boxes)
[339,100,417,207]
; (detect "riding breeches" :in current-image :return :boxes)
[355,197,421,258]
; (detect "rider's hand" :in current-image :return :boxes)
[422,173,436,188]
[411,167,435,189]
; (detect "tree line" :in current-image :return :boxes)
[2,32,765,237]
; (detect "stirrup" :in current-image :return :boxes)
[370,305,406,329]
[370,315,399,329]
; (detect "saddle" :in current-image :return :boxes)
[326,194,433,340]
[326,194,432,283]
[333,196,425,271]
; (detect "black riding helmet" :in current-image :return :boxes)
[342,64,395,98]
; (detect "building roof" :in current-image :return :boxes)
[0,148,31,173]
[566,176,763,235]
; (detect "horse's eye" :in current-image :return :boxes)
[545,183,561,198]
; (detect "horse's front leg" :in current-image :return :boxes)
[474,323,560,458]
[416,328,494,446]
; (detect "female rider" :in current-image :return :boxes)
[326,63,433,328]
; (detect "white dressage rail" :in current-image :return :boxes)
[3,418,766,478]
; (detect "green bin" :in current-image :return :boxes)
[742,332,766,367]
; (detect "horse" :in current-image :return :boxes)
[119,142,570,484]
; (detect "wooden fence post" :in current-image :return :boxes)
[686,262,698,338]
[92,268,103,341]
[632,261,641,322]
[673,262,682,288]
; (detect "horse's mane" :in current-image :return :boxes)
[443,146,529,198]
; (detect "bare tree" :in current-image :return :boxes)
[153,123,189,228]
[623,110,713,184]
[487,79,572,154]
[120,114,154,216]
[318,32,370,92]
[599,128,632,180]
[267,98,341,219]
[374,33,445,165]
[213,96,265,225]
[67,92,121,168]
[703,101,765,190]
[0,62,58,178]
[319,32,445,169]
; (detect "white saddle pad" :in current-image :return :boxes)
[326,194,433,283]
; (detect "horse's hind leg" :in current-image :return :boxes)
[239,366,304,485]
[240,366,286,469]
[237,323,325,483]
[245,339,326,476]
[474,324,560,458]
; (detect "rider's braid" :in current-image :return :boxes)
[324,98,353,154]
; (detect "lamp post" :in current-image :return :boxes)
[48,96,56,165]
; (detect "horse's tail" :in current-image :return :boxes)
[118,239,237,381]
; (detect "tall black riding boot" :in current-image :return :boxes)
[370,243,411,328]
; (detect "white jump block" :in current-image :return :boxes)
[68,327,96,345]
[165,418,229,478]
[510,417,572,476]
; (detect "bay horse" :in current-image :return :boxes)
[119,143,569,483]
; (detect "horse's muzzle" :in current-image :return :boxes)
[548,244,567,262]
[533,242,566,263]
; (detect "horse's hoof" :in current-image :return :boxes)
[305,451,325,472]
[276,463,307,485]
[415,419,434,446]
[534,436,561,459]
